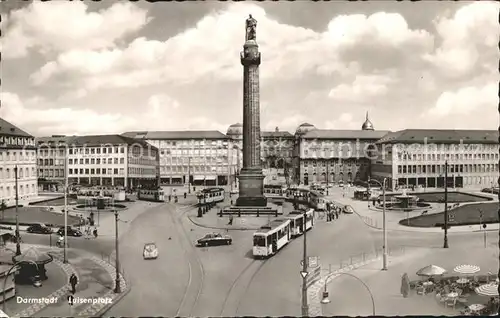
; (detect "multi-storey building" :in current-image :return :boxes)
[293,114,389,186]
[36,135,76,191]
[66,135,159,188]
[122,131,231,186]
[0,118,38,206]
[226,124,295,186]
[371,129,499,190]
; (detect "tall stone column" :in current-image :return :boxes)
[236,15,267,207]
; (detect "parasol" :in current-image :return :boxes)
[416,265,447,277]
[475,283,499,297]
[454,264,480,275]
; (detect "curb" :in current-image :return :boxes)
[307,256,382,317]
[11,250,77,318]
[186,215,259,231]
[77,256,128,317]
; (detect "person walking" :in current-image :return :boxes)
[93,227,98,239]
[228,214,234,225]
[69,273,78,294]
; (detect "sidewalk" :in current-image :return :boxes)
[326,191,500,233]
[3,244,128,318]
[309,245,498,316]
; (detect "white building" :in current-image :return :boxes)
[66,135,159,188]
[371,129,499,190]
[0,118,38,206]
[122,131,231,186]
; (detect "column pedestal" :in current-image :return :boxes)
[236,168,267,207]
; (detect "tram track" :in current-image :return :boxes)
[170,204,206,317]
[219,257,269,317]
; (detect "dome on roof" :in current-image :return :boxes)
[295,123,316,135]
[226,123,243,136]
[361,112,374,131]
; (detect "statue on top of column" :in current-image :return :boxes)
[245,14,257,41]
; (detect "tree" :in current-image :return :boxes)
[0,200,6,221]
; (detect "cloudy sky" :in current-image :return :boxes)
[0,1,498,137]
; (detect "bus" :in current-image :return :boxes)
[264,184,287,198]
[309,190,327,211]
[199,187,225,204]
[252,218,291,258]
[138,188,165,202]
[286,208,314,237]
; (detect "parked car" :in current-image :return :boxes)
[57,226,82,237]
[196,232,232,247]
[143,242,159,260]
[339,181,344,188]
[27,223,52,234]
[343,205,354,214]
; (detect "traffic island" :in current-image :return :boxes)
[0,207,80,228]
[400,201,498,228]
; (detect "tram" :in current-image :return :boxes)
[263,184,287,198]
[286,187,310,204]
[199,187,225,204]
[309,191,327,211]
[252,218,291,258]
[137,188,165,202]
[286,208,315,237]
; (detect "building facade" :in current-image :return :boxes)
[66,135,159,188]
[36,135,76,191]
[226,124,295,186]
[0,118,38,206]
[371,129,499,190]
[123,131,231,186]
[293,114,389,186]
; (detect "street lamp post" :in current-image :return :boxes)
[63,153,68,264]
[13,166,21,256]
[113,207,121,293]
[367,177,388,270]
[2,263,20,312]
[301,203,309,316]
[443,160,449,248]
[320,270,376,315]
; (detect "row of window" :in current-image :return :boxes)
[161,149,229,156]
[394,144,498,152]
[302,159,363,167]
[0,150,36,162]
[128,158,157,166]
[39,169,64,178]
[69,168,124,175]
[0,167,36,179]
[38,159,65,166]
[160,156,229,164]
[159,166,229,173]
[68,147,125,155]
[0,183,37,199]
[38,149,65,157]
[396,153,499,161]
[69,158,124,165]
[397,164,500,175]
[0,136,35,147]
[128,168,157,175]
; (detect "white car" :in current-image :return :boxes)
[143,242,159,260]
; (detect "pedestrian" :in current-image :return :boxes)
[228,214,233,225]
[93,227,98,239]
[400,273,410,298]
[69,273,78,294]
[184,192,187,199]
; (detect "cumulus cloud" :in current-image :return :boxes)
[26,2,434,94]
[0,92,229,136]
[328,74,394,102]
[324,113,359,129]
[1,2,150,59]
[424,2,499,78]
[427,83,497,117]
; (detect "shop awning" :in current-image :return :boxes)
[205,176,217,180]
[194,176,205,181]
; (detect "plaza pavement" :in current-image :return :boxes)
[1,244,126,317]
[311,244,498,316]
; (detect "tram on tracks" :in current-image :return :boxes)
[285,187,310,203]
[137,188,165,202]
[286,208,315,237]
[198,187,225,204]
[264,184,287,198]
[309,190,327,211]
[252,218,291,258]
